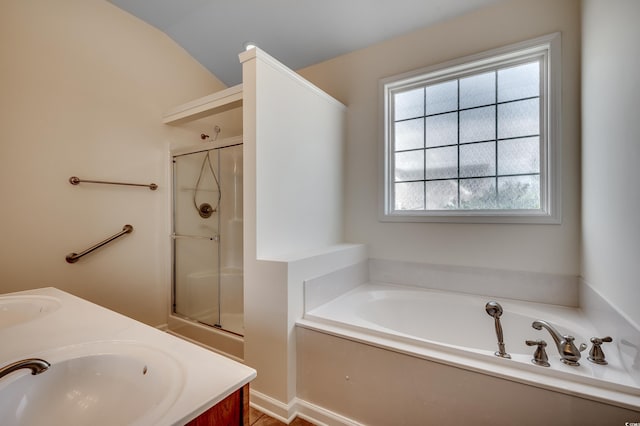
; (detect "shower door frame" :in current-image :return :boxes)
[170,135,244,335]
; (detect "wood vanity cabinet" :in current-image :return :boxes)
[186,384,250,426]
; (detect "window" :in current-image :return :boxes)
[381,33,561,223]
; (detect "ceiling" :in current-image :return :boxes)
[109,0,501,87]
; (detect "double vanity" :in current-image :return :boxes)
[0,287,256,425]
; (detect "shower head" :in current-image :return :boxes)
[485,301,503,319]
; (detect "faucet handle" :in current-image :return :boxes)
[588,336,613,365]
[526,339,550,367]
[565,335,588,352]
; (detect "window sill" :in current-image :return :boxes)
[379,210,561,224]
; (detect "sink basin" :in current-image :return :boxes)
[0,341,184,426]
[0,295,61,329]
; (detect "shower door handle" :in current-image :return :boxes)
[171,233,219,242]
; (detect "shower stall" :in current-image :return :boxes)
[171,137,243,338]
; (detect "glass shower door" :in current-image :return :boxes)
[172,143,243,336]
[218,144,243,335]
[173,149,221,328]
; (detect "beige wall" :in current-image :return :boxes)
[298,0,581,276]
[0,0,225,325]
[581,0,640,327]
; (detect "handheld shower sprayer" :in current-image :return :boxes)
[485,301,511,359]
[193,149,221,219]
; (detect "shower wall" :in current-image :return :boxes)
[172,141,243,336]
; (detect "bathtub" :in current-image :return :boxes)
[297,282,640,419]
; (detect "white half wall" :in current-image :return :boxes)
[242,49,346,260]
[581,0,640,328]
[241,48,350,408]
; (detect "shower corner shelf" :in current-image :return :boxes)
[163,84,243,125]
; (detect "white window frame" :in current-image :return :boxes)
[379,33,561,224]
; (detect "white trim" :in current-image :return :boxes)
[249,389,365,426]
[170,135,243,157]
[379,33,562,224]
[249,389,293,423]
[293,398,365,426]
[239,48,346,110]
[162,84,243,125]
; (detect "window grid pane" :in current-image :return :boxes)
[392,59,541,211]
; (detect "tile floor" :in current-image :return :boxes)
[249,406,315,426]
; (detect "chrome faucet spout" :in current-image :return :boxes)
[0,358,50,380]
[532,320,586,366]
[532,320,563,347]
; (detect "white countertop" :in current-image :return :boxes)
[0,287,256,425]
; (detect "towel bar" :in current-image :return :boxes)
[69,176,157,190]
[66,225,133,263]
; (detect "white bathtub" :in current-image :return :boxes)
[298,282,640,413]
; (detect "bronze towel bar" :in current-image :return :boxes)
[69,176,157,190]
[65,225,133,264]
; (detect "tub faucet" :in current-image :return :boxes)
[532,320,587,366]
[0,358,50,380]
[485,301,511,359]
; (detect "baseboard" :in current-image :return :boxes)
[293,398,364,426]
[249,389,363,426]
[249,389,293,423]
